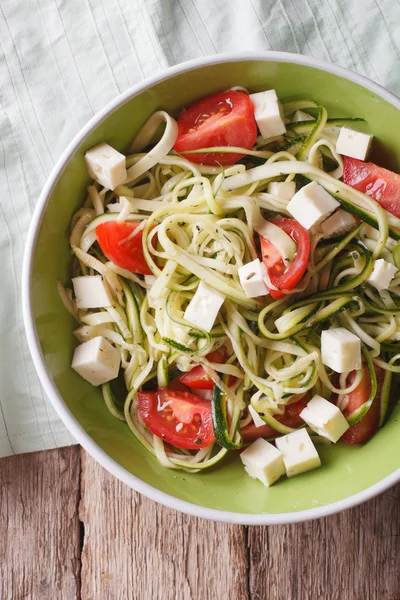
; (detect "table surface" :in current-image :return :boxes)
[1,446,399,600]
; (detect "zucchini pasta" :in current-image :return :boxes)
[59,89,400,486]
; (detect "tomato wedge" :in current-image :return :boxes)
[339,365,383,445]
[260,219,311,299]
[96,221,152,275]
[343,156,400,219]
[241,397,308,442]
[138,388,215,449]
[178,348,236,390]
[173,91,257,166]
[179,349,225,390]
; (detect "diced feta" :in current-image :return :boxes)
[238,259,269,298]
[267,181,296,201]
[336,127,373,161]
[240,438,286,487]
[292,110,314,122]
[72,336,120,386]
[321,209,356,237]
[287,181,340,230]
[183,281,225,332]
[367,258,398,291]
[85,142,127,190]
[249,90,286,139]
[300,394,349,443]
[72,276,113,309]
[248,404,267,428]
[275,429,321,478]
[321,327,362,373]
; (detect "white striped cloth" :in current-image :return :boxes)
[1,0,399,456]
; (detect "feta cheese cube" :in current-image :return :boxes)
[336,127,373,161]
[292,110,314,122]
[72,276,113,309]
[249,90,286,139]
[367,258,398,291]
[248,404,267,428]
[321,327,362,373]
[267,181,296,201]
[85,142,127,190]
[300,394,349,443]
[287,181,340,230]
[183,281,225,332]
[72,336,120,386]
[238,259,269,298]
[321,209,356,237]
[240,438,286,487]
[275,429,321,477]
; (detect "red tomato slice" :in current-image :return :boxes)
[260,219,311,299]
[138,388,215,449]
[179,365,215,390]
[343,157,400,219]
[241,397,308,442]
[173,91,257,166]
[178,348,236,390]
[96,221,152,275]
[339,365,383,445]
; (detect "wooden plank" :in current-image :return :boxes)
[79,450,249,600]
[248,484,400,600]
[2,445,398,600]
[0,447,81,600]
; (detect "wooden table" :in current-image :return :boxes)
[1,446,399,600]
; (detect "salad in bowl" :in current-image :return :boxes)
[59,85,400,489]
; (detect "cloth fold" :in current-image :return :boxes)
[1,0,399,456]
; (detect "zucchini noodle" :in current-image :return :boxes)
[60,94,399,475]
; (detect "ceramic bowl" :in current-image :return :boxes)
[23,52,400,524]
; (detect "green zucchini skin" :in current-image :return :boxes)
[379,368,393,427]
[287,116,365,133]
[211,384,242,450]
[142,365,182,391]
[345,345,377,426]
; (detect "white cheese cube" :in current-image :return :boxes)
[292,110,314,122]
[240,438,286,487]
[72,276,113,309]
[287,181,340,230]
[85,142,127,190]
[267,181,296,201]
[275,429,321,478]
[72,336,120,386]
[183,281,225,333]
[367,258,398,291]
[300,394,349,443]
[249,90,286,139]
[248,404,267,428]
[336,127,373,161]
[321,209,356,237]
[321,327,362,373]
[238,259,269,298]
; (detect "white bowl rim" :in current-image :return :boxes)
[22,50,400,526]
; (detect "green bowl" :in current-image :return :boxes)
[22,52,400,524]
